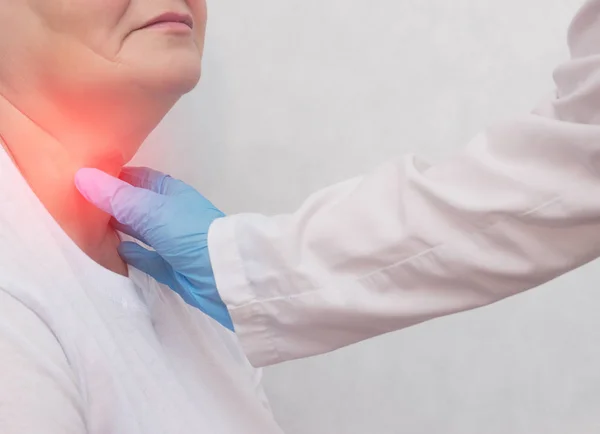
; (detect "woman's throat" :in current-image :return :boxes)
[1,137,128,277]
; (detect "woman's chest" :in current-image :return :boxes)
[63,293,281,434]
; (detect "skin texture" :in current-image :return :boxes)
[0,0,207,275]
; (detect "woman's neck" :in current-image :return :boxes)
[0,97,136,276]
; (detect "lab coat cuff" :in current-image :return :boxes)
[208,215,251,306]
[208,216,280,366]
[228,301,282,367]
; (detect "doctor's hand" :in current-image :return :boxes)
[74,167,235,332]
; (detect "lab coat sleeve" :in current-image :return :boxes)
[0,289,86,433]
[208,0,600,368]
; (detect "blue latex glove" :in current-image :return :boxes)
[74,166,235,332]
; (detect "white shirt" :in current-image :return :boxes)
[209,0,600,367]
[0,148,283,433]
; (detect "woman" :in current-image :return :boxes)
[0,1,282,433]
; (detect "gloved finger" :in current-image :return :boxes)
[118,242,174,285]
[166,273,235,331]
[111,217,151,246]
[120,241,235,331]
[75,168,165,245]
[120,166,191,196]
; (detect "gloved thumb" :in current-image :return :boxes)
[75,168,164,244]
[118,241,175,286]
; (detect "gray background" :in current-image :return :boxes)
[133,1,600,432]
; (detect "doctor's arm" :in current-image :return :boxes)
[76,1,600,368]
[206,0,600,366]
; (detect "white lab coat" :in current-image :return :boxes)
[208,0,600,368]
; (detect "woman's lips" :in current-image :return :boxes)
[140,12,194,31]
[144,21,192,32]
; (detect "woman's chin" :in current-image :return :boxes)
[120,50,203,97]
[151,61,202,96]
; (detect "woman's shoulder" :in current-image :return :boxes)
[0,287,61,346]
[0,287,86,432]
